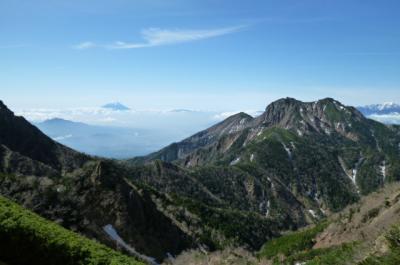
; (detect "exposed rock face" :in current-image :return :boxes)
[255,97,365,137]
[131,112,254,164]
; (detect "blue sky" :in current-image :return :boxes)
[1,0,400,111]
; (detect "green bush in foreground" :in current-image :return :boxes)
[0,195,143,265]
[303,243,357,265]
[261,242,354,265]
[258,219,358,265]
[258,221,329,259]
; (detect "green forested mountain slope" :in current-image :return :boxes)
[170,183,400,265]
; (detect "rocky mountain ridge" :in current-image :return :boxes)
[1,97,400,264]
[0,100,193,262]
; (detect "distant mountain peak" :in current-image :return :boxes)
[101,102,130,111]
[263,97,350,120]
[44,117,70,123]
[252,97,368,140]
[39,117,87,126]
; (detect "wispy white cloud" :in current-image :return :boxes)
[109,25,246,49]
[369,113,400,124]
[75,25,247,50]
[73,41,96,50]
[53,134,73,141]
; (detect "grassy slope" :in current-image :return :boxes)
[0,195,144,265]
[255,183,400,265]
[358,223,400,265]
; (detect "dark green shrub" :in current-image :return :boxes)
[361,207,380,223]
[0,195,143,265]
[258,221,328,259]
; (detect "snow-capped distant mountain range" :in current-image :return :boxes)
[357,102,400,124]
[358,102,400,115]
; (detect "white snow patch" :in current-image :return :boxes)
[290,141,296,150]
[250,153,255,162]
[338,156,361,193]
[351,169,357,185]
[296,129,303,136]
[56,186,66,193]
[380,161,386,182]
[230,157,241,165]
[282,142,292,159]
[379,102,397,111]
[266,200,271,217]
[267,177,275,191]
[308,209,318,219]
[103,224,158,265]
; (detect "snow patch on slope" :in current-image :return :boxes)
[308,209,318,219]
[338,156,362,193]
[281,142,292,159]
[230,157,241,165]
[250,153,255,162]
[380,161,386,182]
[266,200,271,217]
[103,224,158,265]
